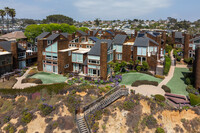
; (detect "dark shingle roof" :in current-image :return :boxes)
[134,36,159,47]
[36,32,50,39]
[60,33,68,39]
[46,34,60,41]
[138,33,145,37]
[89,37,99,42]
[106,30,114,36]
[175,32,183,38]
[88,39,112,56]
[113,34,127,45]
[77,30,88,36]
[93,30,98,36]
[0,41,25,52]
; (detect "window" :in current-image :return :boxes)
[88,69,100,76]
[86,45,92,48]
[115,45,122,53]
[72,53,83,63]
[88,60,100,64]
[75,38,79,43]
[68,51,71,56]
[48,40,52,45]
[189,44,193,48]
[137,56,146,65]
[79,45,82,48]
[81,38,85,42]
[46,61,52,64]
[53,62,57,65]
[69,44,72,47]
[64,64,69,68]
[116,54,122,60]
[137,47,147,56]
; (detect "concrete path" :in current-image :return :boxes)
[13,67,37,89]
[158,50,175,88]
[127,50,176,97]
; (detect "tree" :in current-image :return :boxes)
[24,19,36,25]
[0,9,6,32]
[79,27,89,32]
[94,18,100,26]
[4,7,10,31]
[44,14,74,25]
[8,8,16,30]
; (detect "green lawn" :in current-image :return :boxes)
[31,72,67,84]
[166,68,190,96]
[120,72,162,85]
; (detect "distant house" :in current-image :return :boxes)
[0,51,13,76]
[0,31,27,41]
[0,41,26,69]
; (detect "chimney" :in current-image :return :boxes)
[100,42,108,80]
[135,30,138,37]
[172,32,175,44]
[37,39,47,71]
[11,42,18,69]
[90,30,93,36]
[184,34,190,59]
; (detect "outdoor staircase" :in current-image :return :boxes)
[75,87,129,133]
[76,115,90,133]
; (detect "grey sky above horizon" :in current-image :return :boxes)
[0,0,199,21]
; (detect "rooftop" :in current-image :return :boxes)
[59,47,78,52]
[72,48,91,54]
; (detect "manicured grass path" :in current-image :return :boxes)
[31,72,67,84]
[120,72,162,85]
[166,67,190,96]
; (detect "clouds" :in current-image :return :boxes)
[74,0,171,19]
[0,0,56,19]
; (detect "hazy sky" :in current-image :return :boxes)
[0,0,199,21]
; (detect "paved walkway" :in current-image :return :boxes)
[158,50,175,88]
[13,67,37,89]
[127,50,176,97]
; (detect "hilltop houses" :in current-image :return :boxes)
[36,29,166,80]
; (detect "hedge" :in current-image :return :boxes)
[0,83,68,95]
[164,56,171,75]
[189,93,200,106]
[154,94,165,102]
[22,78,43,84]
[131,80,158,87]
[161,85,171,93]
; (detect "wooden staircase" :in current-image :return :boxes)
[75,87,129,133]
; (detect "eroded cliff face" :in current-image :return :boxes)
[96,97,200,133]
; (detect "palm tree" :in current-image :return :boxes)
[4,7,10,32]
[0,9,6,33]
[8,8,16,30]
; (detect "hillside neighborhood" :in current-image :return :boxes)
[0,4,200,133]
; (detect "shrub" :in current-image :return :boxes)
[189,67,193,72]
[173,50,178,58]
[142,61,149,71]
[132,80,158,87]
[22,78,43,84]
[21,110,33,124]
[164,56,171,75]
[155,127,165,133]
[184,58,193,64]
[136,66,141,72]
[3,116,11,123]
[176,56,181,62]
[185,77,191,85]
[189,93,200,106]
[122,100,135,110]
[165,45,172,53]
[155,75,165,79]
[142,115,157,129]
[38,103,55,116]
[154,94,165,102]
[186,85,199,95]
[3,123,16,133]
[161,85,171,93]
